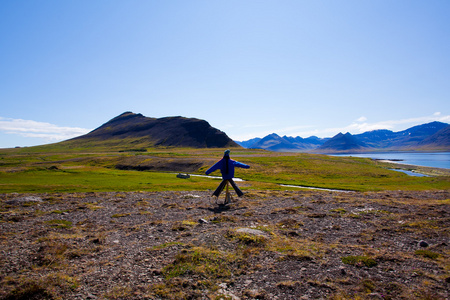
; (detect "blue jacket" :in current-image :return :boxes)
[205,158,250,180]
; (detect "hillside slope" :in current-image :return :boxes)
[418,125,450,150]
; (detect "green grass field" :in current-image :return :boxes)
[0,146,449,193]
[0,167,221,193]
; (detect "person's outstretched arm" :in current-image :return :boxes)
[232,160,250,169]
[205,160,222,175]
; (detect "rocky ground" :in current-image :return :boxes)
[0,189,449,300]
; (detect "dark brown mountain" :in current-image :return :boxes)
[68,112,239,148]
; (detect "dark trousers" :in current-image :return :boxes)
[212,179,244,197]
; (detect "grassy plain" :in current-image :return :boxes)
[1,145,449,299]
[0,146,449,193]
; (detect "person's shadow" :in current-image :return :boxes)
[202,202,248,213]
[207,203,231,213]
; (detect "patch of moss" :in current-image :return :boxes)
[415,249,439,260]
[44,219,72,229]
[234,232,267,246]
[277,218,304,229]
[111,213,130,218]
[341,255,377,268]
[162,247,246,280]
[330,208,347,214]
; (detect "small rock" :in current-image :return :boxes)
[418,240,429,248]
[150,268,162,275]
[177,173,190,179]
[198,218,208,224]
[183,193,200,198]
[6,196,43,205]
[287,231,299,237]
[217,289,240,300]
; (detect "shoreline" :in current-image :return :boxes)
[377,160,450,177]
[329,152,450,171]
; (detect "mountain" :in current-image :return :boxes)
[317,132,367,152]
[418,125,450,150]
[251,133,296,151]
[282,136,326,149]
[353,129,398,148]
[238,134,328,151]
[236,137,261,148]
[392,121,449,148]
[238,121,450,152]
[66,112,239,148]
[353,121,449,150]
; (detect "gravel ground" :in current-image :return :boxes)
[0,189,449,299]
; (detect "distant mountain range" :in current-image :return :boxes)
[65,112,238,148]
[237,122,450,152]
[53,112,449,152]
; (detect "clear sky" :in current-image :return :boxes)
[1,1,449,148]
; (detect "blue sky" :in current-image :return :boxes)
[1,1,449,148]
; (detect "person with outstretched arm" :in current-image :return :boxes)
[205,149,250,197]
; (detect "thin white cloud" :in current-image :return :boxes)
[356,116,367,122]
[351,113,450,132]
[0,117,91,142]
